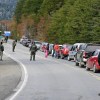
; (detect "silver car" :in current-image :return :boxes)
[67,43,85,61]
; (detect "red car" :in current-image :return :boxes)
[86,49,100,73]
[59,44,72,59]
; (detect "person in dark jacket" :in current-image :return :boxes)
[12,40,17,52]
[5,36,8,43]
[52,44,55,57]
[30,42,37,61]
[0,42,4,61]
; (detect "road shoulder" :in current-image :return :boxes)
[0,54,22,100]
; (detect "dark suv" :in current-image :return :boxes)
[75,43,100,67]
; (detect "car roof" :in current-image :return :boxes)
[34,40,40,42]
[96,49,100,51]
[74,43,86,45]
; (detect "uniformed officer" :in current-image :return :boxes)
[30,42,37,61]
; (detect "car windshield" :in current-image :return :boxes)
[68,45,72,50]
[86,45,100,52]
[35,42,41,45]
[42,42,48,46]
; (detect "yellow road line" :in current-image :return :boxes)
[88,72,100,81]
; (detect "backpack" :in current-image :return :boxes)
[13,41,16,46]
[31,45,37,53]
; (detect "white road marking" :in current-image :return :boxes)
[4,52,28,100]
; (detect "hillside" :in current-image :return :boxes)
[0,0,18,20]
[13,0,100,43]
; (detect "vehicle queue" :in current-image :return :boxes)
[20,37,100,73]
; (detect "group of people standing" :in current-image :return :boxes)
[44,43,60,59]
[0,38,38,61]
[29,43,59,60]
[0,38,17,61]
[0,37,60,61]
[0,36,8,61]
[0,36,9,61]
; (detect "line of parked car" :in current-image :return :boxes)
[20,36,100,73]
[19,36,42,50]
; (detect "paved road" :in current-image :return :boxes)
[0,54,21,100]
[2,40,100,100]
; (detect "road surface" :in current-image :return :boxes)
[2,40,100,100]
[0,54,21,100]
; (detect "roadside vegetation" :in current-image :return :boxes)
[13,0,100,44]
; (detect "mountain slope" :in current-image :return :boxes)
[0,0,18,20]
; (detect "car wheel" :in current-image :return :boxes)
[67,56,70,61]
[79,62,84,67]
[93,64,97,73]
[75,62,79,66]
[60,54,64,59]
[86,65,90,71]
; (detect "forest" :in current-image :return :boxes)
[0,0,18,20]
[13,0,100,44]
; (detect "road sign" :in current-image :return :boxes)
[4,31,11,36]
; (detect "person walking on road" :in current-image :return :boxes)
[12,40,17,52]
[5,36,8,43]
[0,42,4,61]
[45,43,49,58]
[30,42,37,61]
